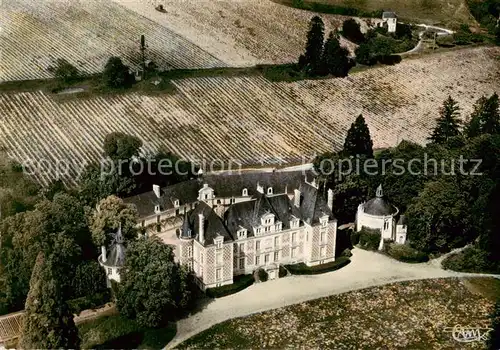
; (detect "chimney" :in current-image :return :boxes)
[198,213,205,244]
[101,245,107,262]
[294,189,301,208]
[327,189,334,211]
[153,184,161,198]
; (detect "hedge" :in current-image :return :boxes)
[285,257,351,275]
[358,227,381,251]
[205,274,254,298]
[386,243,429,263]
[67,290,112,315]
[257,268,269,282]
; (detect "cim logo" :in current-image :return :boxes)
[444,325,493,343]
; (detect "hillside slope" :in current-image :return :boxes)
[0,47,498,186]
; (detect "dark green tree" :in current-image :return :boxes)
[301,16,325,74]
[342,114,374,158]
[466,93,500,137]
[342,18,365,44]
[321,31,351,77]
[19,252,80,349]
[116,236,197,328]
[103,57,134,88]
[51,58,80,84]
[429,96,462,143]
[103,132,143,161]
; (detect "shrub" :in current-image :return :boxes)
[103,57,134,89]
[67,290,111,315]
[285,257,351,275]
[386,244,429,263]
[442,246,499,273]
[257,268,269,282]
[278,265,288,278]
[358,227,381,250]
[49,58,80,84]
[341,248,352,258]
[205,274,254,298]
[350,231,361,246]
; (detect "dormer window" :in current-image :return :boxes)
[267,187,273,195]
[154,204,161,213]
[215,239,222,249]
[237,228,247,240]
[242,188,248,196]
[174,200,180,207]
[320,215,328,227]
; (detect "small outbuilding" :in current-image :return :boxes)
[381,11,398,33]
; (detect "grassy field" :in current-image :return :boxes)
[0,46,498,186]
[178,277,498,349]
[276,0,477,27]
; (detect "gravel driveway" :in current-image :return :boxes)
[166,248,499,348]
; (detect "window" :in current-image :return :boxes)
[320,246,326,257]
[267,187,273,195]
[256,240,260,251]
[187,261,193,270]
[292,232,297,244]
[187,246,193,257]
[274,251,279,261]
[239,243,244,253]
[265,226,270,233]
[274,236,279,247]
[216,253,222,265]
[242,188,248,196]
[291,247,297,258]
[107,268,112,275]
[216,268,222,280]
[322,219,327,227]
[255,255,260,265]
[230,198,235,204]
[321,232,326,244]
[256,228,261,235]
[204,194,208,200]
[239,257,245,269]
[264,254,269,264]
[216,240,222,249]
[155,204,160,213]
[217,199,221,204]
[174,200,179,207]
[234,244,238,253]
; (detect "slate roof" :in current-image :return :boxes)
[224,193,296,237]
[101,227,126,267]
[382,11,397,18]
[124,171,308,218]
[292,181,335,225]
[182,201,233,246]
[397,214,407,225]
[363,185,397,216]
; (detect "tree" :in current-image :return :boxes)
[429,96,462,143]
[342,114,374,158]
[301,16,325,74]
[51,58,80,84]
[321,31,351,77]
[103,57,134,88]
[103,132,143,161]
[88,195,138,247]
[19,252,80,349]
[355,36,395,65]
[342,18,365,44]
[465,93,500,137]
[116,236,197,328]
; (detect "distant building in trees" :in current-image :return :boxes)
[381,11,397,33]
[355,184,407,250]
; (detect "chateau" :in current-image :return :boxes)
[122,171,337,290]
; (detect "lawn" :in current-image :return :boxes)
[78,314,176,349]
[177,278,497,349]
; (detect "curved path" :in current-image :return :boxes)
[166,248,498,349]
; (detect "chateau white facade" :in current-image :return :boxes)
[124,172,337,290]
[356,185,407,250]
